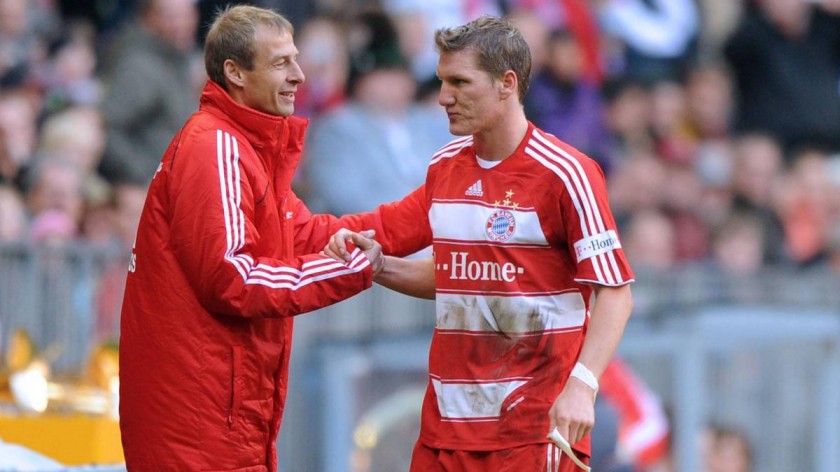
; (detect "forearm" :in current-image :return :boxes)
[375,256,435,300]
[576,284,633,380]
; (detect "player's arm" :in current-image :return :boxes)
[376,256,435,300]
[549,283,633,446]
[167,133,377,319]
[324,232,435,300]
[546,146,635,447]
[576,284,634,383]
[324,184,432,259]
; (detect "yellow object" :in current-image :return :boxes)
[6,329,34,371]
[0,414,124,465]
[87,343,120,390]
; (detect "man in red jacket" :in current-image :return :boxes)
[118,6,383,470]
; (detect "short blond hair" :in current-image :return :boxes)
[204,5,293,89]
[434,16,531,102]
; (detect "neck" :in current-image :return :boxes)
[473,107,529,161]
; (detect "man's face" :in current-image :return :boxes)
[437,49,504,136]
[238,27,305,117]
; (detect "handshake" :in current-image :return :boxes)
[323,228,385,277]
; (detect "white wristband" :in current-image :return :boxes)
[570,362,599,396]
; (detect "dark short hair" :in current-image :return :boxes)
[434,15,531,102]
[204,5,293,90]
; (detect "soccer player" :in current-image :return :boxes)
[328,15,634,471]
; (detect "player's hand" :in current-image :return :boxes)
[324,229,376,262]
[548,377,596,446]
[351,231,384,277]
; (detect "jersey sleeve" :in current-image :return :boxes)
[166,130,373,319]
[337,184,433,257]
[556,152,635,286]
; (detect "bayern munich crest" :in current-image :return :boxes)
[486,209,516,242]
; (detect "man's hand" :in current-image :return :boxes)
[548,377,596,446]
[324,229,383,276]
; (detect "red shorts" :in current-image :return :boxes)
[409,441,590,472]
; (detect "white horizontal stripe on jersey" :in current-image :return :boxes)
[431,376,529,420]
[435,292,586,333]
[429,136,473,166]
[216,129,369,290]
[429,201,549,245]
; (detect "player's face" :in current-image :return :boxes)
[437,49,506,136]
[238,27,305,117]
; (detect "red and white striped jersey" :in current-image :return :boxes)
[369,122,634,453]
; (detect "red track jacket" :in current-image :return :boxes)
[119,81,374,471]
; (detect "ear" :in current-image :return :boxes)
[223,59,245,89]
[498,70,518,101]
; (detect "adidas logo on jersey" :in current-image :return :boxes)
[465,180,484,197]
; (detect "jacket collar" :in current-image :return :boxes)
[198,80,308,164]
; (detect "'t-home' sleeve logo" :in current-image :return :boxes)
[574,230,621,262]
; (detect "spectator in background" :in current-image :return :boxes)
[602,77,654,158]
[621,209,677,273]
[662,163,711,262]
[0,0,56,86]
[0,184,26,242]
[381,0,502,85]
[701,423,753,472]
[597,0,700,84]
[506,0,604,84]
[709,211,766,278]
[525,28,613,173]
[684,62,733,156]
[304,9,451,216]
[38,105,105,182]
[294,15,348,118]
[97,0,200,186]
[508,8,550,78]
[609,150,668,226]
[0,90,39,186]
[776,148,837,266]
[649,79,697,165]
[35,21,102,114]
[36,104,111,245]
[704,211,768,304]
[723,0,840,154]
[728,134,788,265]
[686,64,732,140]
[24,157,84,229]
